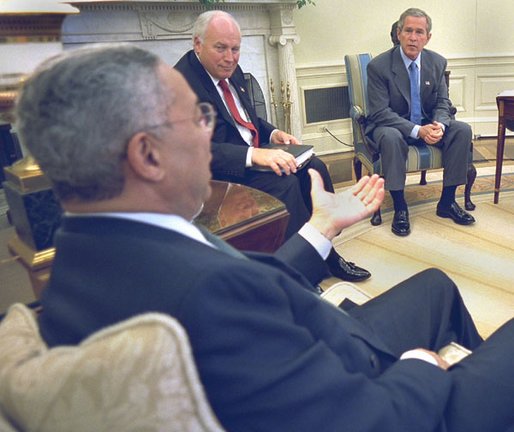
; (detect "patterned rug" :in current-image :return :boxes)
[377,168,514,213]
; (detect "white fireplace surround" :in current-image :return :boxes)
[62,0,303,137]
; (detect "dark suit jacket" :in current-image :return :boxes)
[174,50,276,179]
[366,46,452,137]
[38,216,452,432]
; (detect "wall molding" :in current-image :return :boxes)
[297,54,514,146]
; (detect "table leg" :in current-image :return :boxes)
[494,116,506,204]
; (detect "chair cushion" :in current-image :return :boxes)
[357,143,444,176]
[0,304,225,432]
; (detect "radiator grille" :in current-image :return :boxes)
[304,86,350,124]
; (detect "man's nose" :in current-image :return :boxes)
[223,49,235,62]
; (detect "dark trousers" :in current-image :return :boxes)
[349,268,514,432]
[371,120,472,191]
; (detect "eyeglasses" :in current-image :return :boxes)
[148,102,217,133]
[170,101,216,130]
[191,102,217,130]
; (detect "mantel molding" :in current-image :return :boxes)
[0,14,69,42]
[66,0,299,13]
[67,0,299,6]
[0,7,75,121]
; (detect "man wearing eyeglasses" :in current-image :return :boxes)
[175,10,372,283]
[17,44,514,432]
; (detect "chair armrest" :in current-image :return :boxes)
[321,282,371,307]
[349,105,365,122]
[349,105,378,159]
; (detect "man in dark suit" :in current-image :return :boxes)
[175,10,371,282]
[17,44,514,432]
[366,8,475,236]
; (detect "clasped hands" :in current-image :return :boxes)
[418,121,444,145]
[251,130,300,176]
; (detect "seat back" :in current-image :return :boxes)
[0,304,226,432]
[345,53,373,119]
[345,53,373,148]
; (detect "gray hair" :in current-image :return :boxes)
[15,44,172,202]
[398,8,432,34]
[192,10,241,43]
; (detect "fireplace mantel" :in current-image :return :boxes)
[63,0,303,136]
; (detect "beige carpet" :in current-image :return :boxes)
[325,166,514,338]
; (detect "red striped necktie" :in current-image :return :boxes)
[218,79,259,147]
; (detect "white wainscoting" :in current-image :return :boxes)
[296,62,352,155]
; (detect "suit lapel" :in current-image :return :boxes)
[420,52,434,103]
[391,48,411,107]
[188,51,259,139]
[189,52,238,128]
[229,75,259,127]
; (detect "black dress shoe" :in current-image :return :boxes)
[391,210,410,236]
[436,202,475,225]
[326,249,371,282]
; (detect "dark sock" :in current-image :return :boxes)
[390,190,407,212]
[439,185,457,207]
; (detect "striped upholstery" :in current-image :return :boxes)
[346,53,372,140]
[354,144,443,174]
[344,53,444,175]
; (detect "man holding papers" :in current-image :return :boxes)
[175,10,371,281]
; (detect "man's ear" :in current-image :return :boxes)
[193,36,202,54]
[125,132,165,181]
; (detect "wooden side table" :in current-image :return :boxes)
[2,180,289,300]
[196,181,289,253]
[494,92,514,204]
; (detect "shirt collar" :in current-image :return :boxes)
[65,211,212,247]
[400,48,421,70]
[195,52,225,88]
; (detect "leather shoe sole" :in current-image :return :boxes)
[391,210,410,237]
[436,202,475,225]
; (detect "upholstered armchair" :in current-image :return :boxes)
[344,53,476,226]
[0,304,225,432]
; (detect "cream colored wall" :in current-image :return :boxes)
[293,0,514,150]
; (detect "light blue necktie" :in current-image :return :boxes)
[196,224,248,260]
[409,61,422,125]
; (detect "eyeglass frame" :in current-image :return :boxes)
[146,101,217,133]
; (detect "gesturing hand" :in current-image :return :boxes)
[308,170,385,240]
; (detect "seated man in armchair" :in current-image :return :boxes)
[366,8,475,236]
[175,10,371,281]
[15,43,514,432]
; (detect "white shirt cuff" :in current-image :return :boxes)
[410,124,421,139]
[298,222,332,260]
[245,147,253,167]
[269,129,279,143]
[400,349,439,366]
